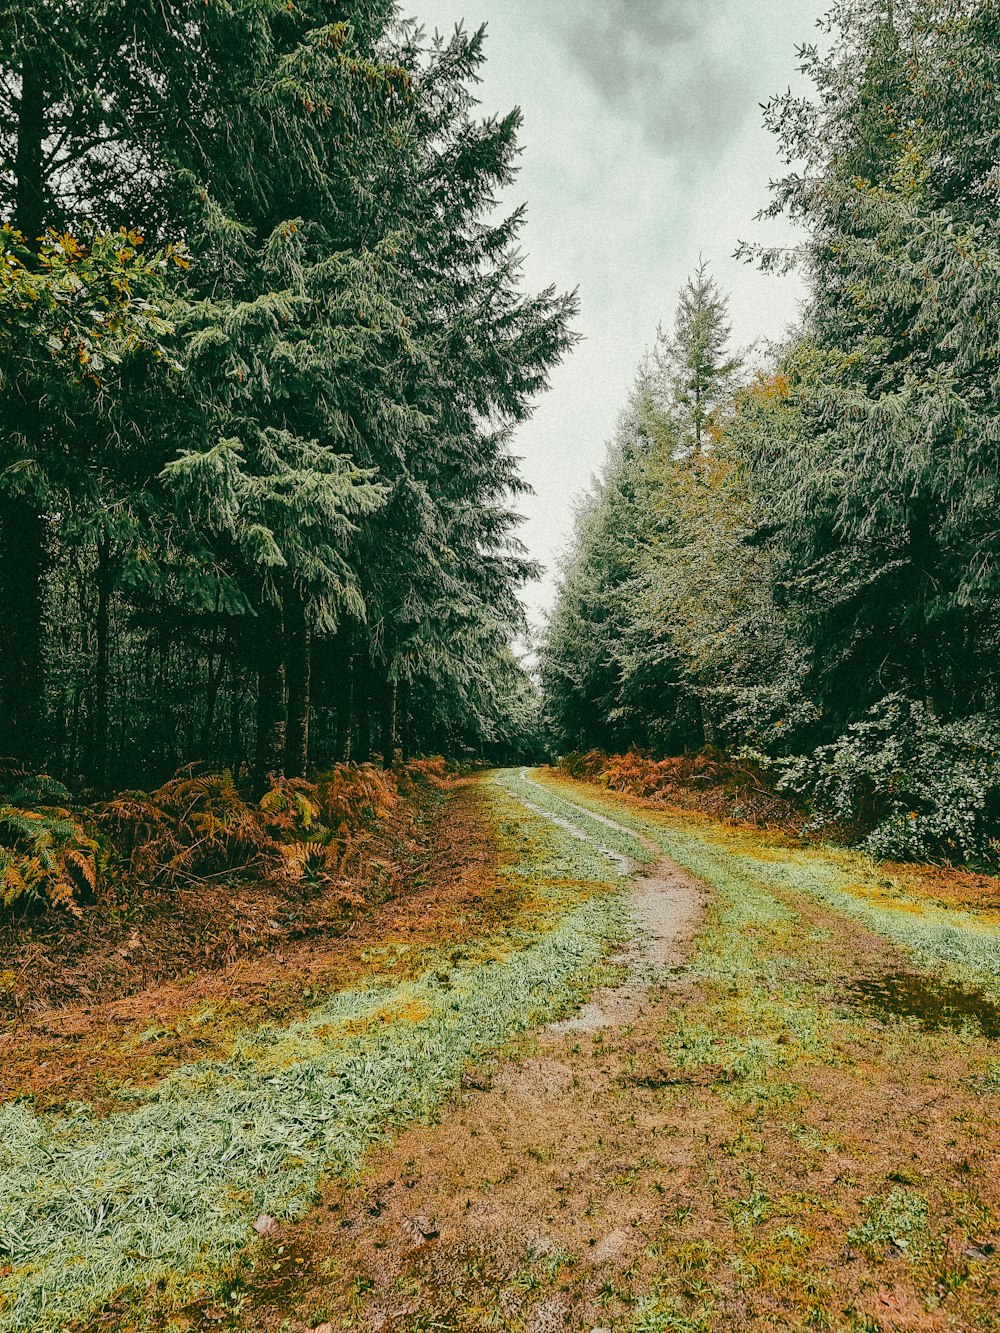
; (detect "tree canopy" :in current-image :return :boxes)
[0,4,574,788]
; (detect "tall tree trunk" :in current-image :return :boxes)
[356,657,371,763]
[381,676,397,770]
[907,495,939,716]
[400,679,412,763]
[227,658,244,777]
[0,54,48,770]
[283,588,310,778]
[254,606,286,791]
[14,53,45,248]
[339,627,355,764]
[0,504,47,768]
[199,631,226,762]
[91,540,112,790]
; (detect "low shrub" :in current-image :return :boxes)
[558,748,803,831]
[96,768,294,892]
[775,695,1000,866]
[314,764,398,833]
[2,758,451,919]
[402,756,452,788]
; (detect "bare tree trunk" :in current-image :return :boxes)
[199,630,226,761]
[400,679,412,763]
[254,606,286,792]
[0,504,47,768]
[227,658,244,777]
[91,540,112,789]
[339,627,355,764]
[0,54,48,771]
[381,676,397,770]
[283,588,310,778]
[356,658,371,763]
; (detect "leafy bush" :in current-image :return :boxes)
[402,756,452,788]
[558,750,613,782]
[776,696,1000,865]
[96,768,290,890]
[314,764,398,833]
[0,806,97,916]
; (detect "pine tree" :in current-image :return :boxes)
[1,4,573,785]
[746,0,1000,731]
[653,260,742,463]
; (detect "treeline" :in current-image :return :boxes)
[541,0,1000,865]
[0,2,571,792]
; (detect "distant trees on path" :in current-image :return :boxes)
[541,1,1000,866]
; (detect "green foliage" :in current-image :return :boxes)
[541,264,801,758]
[847,1188,931,1260]
[0,3,573,790]
[0,804,96,915]
[776,697,1000,866]
[542,4,1000,869]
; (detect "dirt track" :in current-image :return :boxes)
[223,778,710,1333]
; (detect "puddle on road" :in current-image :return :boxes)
[844,970,1000,1039]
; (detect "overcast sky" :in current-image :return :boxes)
[408,0,826,626]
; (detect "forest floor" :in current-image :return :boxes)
[4,770,1000,1332]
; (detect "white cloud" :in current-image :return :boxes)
[406,0,823,621]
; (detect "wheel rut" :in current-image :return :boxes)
[514,768,704,1033]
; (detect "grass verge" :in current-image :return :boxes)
[0,774,627,1332]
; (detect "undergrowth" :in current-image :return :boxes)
[558,749,804,834]
[0,760,446,919]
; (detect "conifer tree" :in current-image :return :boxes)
[0,4,572,785]
[746,0,1000,730]
[653,260,741,463]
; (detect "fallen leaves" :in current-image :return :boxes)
[253,1213,282,1240]
[400,1213,439,1247]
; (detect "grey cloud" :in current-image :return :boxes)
[542,0,786,160]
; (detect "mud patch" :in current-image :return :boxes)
[549,861,703,1035]
[844,970,1000,1039]
[506,774,704,1036]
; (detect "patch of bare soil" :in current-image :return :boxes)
[550,858,703,1037]
[157,848,708,1333]
[0,779,511,1110]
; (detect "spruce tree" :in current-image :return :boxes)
[653,260,742,463]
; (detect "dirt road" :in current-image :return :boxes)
[5,769,1000,1332]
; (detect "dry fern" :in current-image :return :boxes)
[0,806,96,916]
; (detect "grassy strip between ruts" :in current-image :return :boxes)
[502,768,656,867]
[0,774,628,1333]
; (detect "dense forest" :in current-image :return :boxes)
[541,0,1000,866]
[0,0,573,794]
